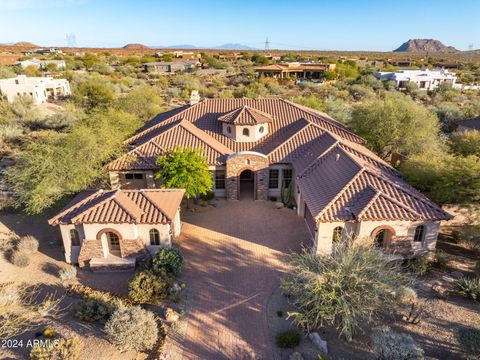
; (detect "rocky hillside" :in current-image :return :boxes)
[122,43,149,50]
[394,39,458,53]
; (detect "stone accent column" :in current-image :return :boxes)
[78,240,104,267]
[120,238,151,265]
[145,171,156,188]
[109,171,120,189]
[225,152,269,201]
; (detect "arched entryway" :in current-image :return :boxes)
[96,228,122,257]
[371,226,395,250]
[239,169,255,200]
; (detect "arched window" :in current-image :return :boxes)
[332,226,343,243]
[242,128,250,136]
[413,225,425,242]
[374,230,387,248]
[259,126,264,134]
[150,228,160,246]
[106,232,120,250]
[226,126,232,134]
[70,229,80,246]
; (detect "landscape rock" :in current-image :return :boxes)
[274,201,284,209]
[431,283,450,299]
[165,307,180,323]
[308,332,328,354]
[289,352,304,360]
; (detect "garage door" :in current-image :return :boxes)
[304,204,316,238]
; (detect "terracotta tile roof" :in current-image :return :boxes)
[107,98,450,222]
[49,189,185,225]
[457,117,480,131]
[218,105,273,125]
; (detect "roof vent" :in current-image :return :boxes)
[189,90,200,105]
[336,153,341,161]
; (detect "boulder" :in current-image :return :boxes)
[308,332,328,354]
[432,283,450,299]
[274,201,284,209]
[289,352,304,360]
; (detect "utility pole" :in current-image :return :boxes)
[264,37,270,52]
[66,33,77,54]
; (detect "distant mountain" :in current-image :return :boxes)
[164,44,198,49]
[214,43,256,50]
[122,43,150,49]
[394,39,458,53]
[14,41,38,47]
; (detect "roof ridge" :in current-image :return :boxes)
[354,185,381,219]
[69,190,122,224]
[178,119,233,154]
[111,191,145,222]
[374,191,422,219]
[280,98,365,143]
[138,190,171,221]
[267,120,312,158]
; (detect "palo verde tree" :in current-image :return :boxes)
[155,147,213,207]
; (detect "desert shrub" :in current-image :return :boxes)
[152,247,184,277]
[199,190,215,201]
[72,285,129,323]
[456,327,480,358]
[396,286,418,305]
[456,277,480,301]
[128,270,170,304]
[433,250,450,270]
[281,239,411,341]
[17,235,39,254]
[104,306,158,352]
[407,257,432,276]
[30,336,84,360]
[0,283,63,339]
[59,265,77,281]
[275,329,301,349]
[10,250,30,267]
[371,326,424,360]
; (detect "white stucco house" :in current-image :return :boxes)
[16,58,66,70]
[0,75,71,104]
[375,69,457,90]
[49,189,184,270]
[104,97,452,260]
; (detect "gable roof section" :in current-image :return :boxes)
[49,189,185,225]
[218,105,273,125]
[107,119,233,171]
[297,146,452,222]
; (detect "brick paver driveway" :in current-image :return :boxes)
[172,199,310,359]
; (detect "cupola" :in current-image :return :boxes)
[218,105,273,142]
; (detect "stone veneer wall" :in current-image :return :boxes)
[78,240,104,267]
[225,152,269,200]
[120,238,151,265]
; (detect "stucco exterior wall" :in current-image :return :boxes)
[314,219,440,257]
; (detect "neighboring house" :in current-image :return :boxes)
[255,62,336,80]
[106,96,451,258]
[375,69,457,90]
[16,58,66,70]
[456,117,480,132]
[22,48,63,55]
[49,189,185,269]
[0,75,71,104]
[143,61,201,74]
[173,51,196,59]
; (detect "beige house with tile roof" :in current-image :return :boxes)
[49,189,184,269]
[105,97,451,258]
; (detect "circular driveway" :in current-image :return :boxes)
[173,199,310,359]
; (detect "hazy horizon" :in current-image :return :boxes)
[0,0,479,51]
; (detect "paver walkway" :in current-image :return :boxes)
[172,199,310,359]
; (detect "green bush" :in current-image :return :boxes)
[152,247,184,277]
[128,270,170,304]
[72,285,129,323]
[281,240,411,341]
[199,190,215,201]
[105,306,159,352]
[433,250,450,270]
[30,336,84,360]
[371,326,424,360]
[456,327,480,357]
[456,277,480,301]
[275,329,301,349]
[407,257,432,276]
[10,250,30,267]
[17,235,39,254]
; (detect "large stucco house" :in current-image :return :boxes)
[49,189,184,269]
[105,96,451,257]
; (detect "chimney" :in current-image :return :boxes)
[189,90,200,105]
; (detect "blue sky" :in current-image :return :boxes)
[0,0,478,51]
